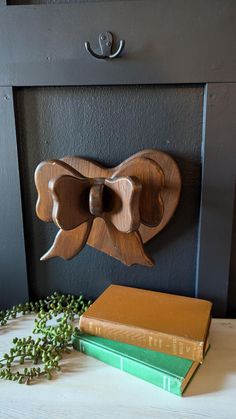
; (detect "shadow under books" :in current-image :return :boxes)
[184,321,236,397]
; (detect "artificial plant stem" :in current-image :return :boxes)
[0,292,91,384]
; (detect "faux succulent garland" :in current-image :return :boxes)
[0,292,91,384]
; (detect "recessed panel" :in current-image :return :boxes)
[14,84,203,300]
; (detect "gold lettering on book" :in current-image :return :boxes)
[178,342,184,355]
[172,338,177,354]
[95,327,101,335]
[186,345,191,353]
[148,336,153,346]
[88,321,93,331]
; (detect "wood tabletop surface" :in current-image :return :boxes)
[0,317,235,419]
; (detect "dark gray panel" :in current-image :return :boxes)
[0,1,236,86]
[196,83,236,317]
[228,182,236,317]
[14,85,203,301]
[0,87,28,309]
[8,0,113,3]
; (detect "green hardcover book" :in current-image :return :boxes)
[73,332,206,396]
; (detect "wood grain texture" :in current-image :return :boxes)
[100,221,154,267]
[104,176,142,233]
[62,150,181,245]
[35,159,83,222]
[112,156,164,227]
[41,221,92,261]
[0,317,235,419]
[35,150,181,266]
[50,175,92,231]
[89,182,104,217]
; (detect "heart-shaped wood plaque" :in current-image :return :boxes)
[35,149,181,267]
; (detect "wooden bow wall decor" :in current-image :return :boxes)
[35,150,181,267]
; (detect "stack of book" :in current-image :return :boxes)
[73,285,212,396]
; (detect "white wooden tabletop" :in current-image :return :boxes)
[0,317,235,419]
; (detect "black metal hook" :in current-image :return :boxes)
[85,31,125,59]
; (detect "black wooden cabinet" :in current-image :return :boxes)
[0,0,235,317]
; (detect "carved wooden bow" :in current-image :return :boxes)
[49,175,142,234]
[35,151,180,267]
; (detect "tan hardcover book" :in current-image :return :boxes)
[79,285,212,362]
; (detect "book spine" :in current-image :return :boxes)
[79,316,204,362]
[74,337,182,396]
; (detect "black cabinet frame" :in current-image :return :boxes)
[0,0,235,316]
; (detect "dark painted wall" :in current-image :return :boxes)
[228,183,236,317]
[0,0,234,315]
[8,0,122,4]
[15,84,203,301]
